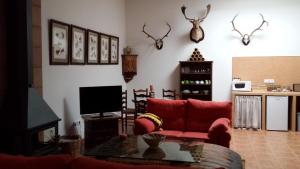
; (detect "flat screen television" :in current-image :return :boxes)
[79,85,122,117]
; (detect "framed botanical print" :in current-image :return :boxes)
[109,36,119,64]
[87,30,99,64]
[49,19,70,65]
[70,25,86,64]
[100,34,110,64]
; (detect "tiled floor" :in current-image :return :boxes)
[121,122,300,169]
[230,129,300,169]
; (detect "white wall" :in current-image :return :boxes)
[41,0,126,135]
[126,0,300,106]
[42,0,300,134]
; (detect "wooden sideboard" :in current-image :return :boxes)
[232,90,300,131]
[82,115,120,149]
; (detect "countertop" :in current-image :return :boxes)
[232,90,300,96]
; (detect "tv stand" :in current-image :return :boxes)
[99,112,113,118]
[86,113,113,119]
[82,114,120,149]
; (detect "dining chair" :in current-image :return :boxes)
[133,89,149,118]
[121,90,135,132]
[162,89,176,100]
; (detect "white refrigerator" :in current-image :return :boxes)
[266,96,289,131]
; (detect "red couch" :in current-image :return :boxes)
[0,153,190,169]
[134,98,232,148]
[0,153,225,169]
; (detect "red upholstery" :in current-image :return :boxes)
[134,117,156,135]
[0,154,72,169]
[180,132,209,140]
[134,98,232,148]
[0,154,189,169]
[154,130,208,140]
[155,130,184,138]
[70,156,188,169]
[147,98,186,130]
[186,99,231,132]
[207,118,231,148]
[208,118,230,137]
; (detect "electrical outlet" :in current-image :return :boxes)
[73,120,80,126]
[72,120,82,137]
[264,79,274,84]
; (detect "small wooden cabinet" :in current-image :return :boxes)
[82,115,120,149]
[122,54,137,82]
[180,61,213,100]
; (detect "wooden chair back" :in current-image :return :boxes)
[121,90,135,132]
[162,89,176,100]
[122,90,128,111]
[133,89,149,115]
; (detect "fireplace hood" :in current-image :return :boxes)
[27,87,60,130]
[0,0,61,155]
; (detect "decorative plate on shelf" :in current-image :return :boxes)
[192,91,199,94]
[182,90,191,94]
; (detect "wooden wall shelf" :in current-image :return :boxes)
[122,54,137,83]
[179,61,213,100]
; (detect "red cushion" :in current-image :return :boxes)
[180,132,209,140]
[134,118,156,135]
[0,154,72,169]
[147,98,186,130]
[155,130,184,138]
[155,130,208,140]
[186,99,232,132]
[70,156,188,169]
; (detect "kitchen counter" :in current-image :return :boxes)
[232,90,300,131]
[232,90,300,96]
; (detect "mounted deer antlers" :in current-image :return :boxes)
[181,4,211,43]
[231,13,268,45]
[142,23,171,50]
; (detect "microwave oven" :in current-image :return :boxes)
[232,81,252,91]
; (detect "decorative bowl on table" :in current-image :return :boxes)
[143,147,166,159]
[142,133,166,149]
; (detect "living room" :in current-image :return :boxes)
[1,0,300,169]
[41,0,300,135]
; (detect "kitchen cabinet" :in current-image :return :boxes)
[179,61,213,100]
[232,91,300,131]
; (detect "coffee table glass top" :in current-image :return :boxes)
[85,135,203,163]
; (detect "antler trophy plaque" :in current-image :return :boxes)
[142,23,171,50]
[231,13,268,45]
[181,4,211,43]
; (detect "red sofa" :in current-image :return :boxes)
[0,153,225,169]
[0,153,190,169]
[134,98,232,148]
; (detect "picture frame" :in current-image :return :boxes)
[109,36,119,64]
[86,30,100,64]
[49,19,70,65]
[70,25,86,64]
[100,34,110,64]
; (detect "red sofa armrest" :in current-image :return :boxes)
[134,118,156,135]
[207,118,231,148]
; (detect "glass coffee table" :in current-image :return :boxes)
[85,135,242,169]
